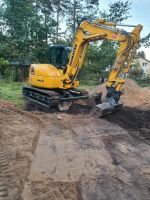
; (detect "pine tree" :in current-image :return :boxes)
[2,0,56,62]
[82,0,99,21]
[141,33,150,48]
[66,0,100,39]
[52,0,70,43]
[3,0,37,62]
[137,51,146,59]
[34,0,56,44]
[100,0,131,23]
[96,0,132,70]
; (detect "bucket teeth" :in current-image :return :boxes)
[90,102,123,117]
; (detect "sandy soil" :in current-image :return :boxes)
[0,80,150,200]
[93,79,150,107]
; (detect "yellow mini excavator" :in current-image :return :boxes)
[23,18,142,116]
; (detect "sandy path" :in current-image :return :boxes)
[0,99,150,200]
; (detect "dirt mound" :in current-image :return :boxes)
[93,79,150,107]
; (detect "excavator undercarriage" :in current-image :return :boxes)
[23,86,102,112]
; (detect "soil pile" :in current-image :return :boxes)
[93,79,150,107]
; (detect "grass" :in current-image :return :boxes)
[78,79,98,91]
[0,80,97,108]
[0,80,24,107]
[79,84,97,91]
[137,82,150,87]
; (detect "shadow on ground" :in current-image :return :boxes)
[104,106,150,144]
[67,104,150,144]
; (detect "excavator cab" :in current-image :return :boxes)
[48,45,71,72]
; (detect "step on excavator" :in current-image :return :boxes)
[23,18,142,117]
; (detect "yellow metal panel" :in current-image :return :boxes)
[29,64,65,89]
[30,64,64,77]
[29,75,64,89]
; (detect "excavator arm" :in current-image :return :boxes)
[63,19,142,116]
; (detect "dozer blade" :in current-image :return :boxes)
[89,101,123,117]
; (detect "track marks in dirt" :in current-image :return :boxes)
[29,181,82,200]
[105,106,150,144]
[0,106,45,200]
[0,144,9,200]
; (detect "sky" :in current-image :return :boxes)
[101,0,150,59]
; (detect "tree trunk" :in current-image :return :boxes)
[73,0,76,38]
[44,8,48,44]
[56,0,61,43]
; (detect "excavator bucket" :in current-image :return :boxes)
[90,101,123,117]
